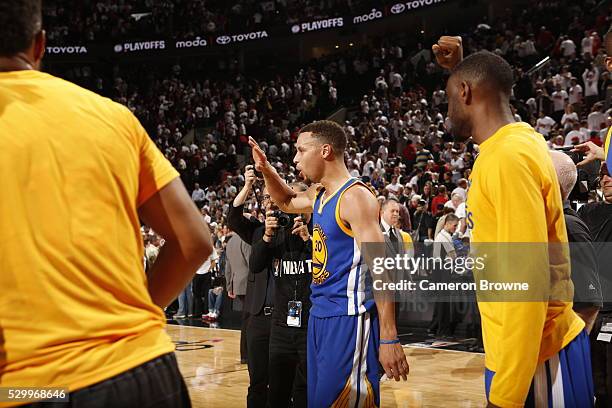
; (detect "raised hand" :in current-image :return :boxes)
[248,136,269,172]
[432,36,463,70]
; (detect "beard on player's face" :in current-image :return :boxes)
[448,103,472,143]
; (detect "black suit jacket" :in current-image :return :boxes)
[227,204,271,315]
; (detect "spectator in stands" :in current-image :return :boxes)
[194,245,219,318]
[192,183,206,208]
[536,111,556,137]
[431,185,449,217]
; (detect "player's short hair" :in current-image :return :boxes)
[300,120,347,156]
[451,51,514,96]
[0,0,42,57]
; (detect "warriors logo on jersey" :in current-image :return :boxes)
[312,224,329,285]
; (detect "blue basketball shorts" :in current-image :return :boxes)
[307,312,380,408]
[485,330,594,407]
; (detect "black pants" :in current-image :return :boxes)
[25,353,190,408]
[247,312,272,408]
[240,299,249,362]
[591,311,612,408]
[192,273,211,316]
[268,323,308,408]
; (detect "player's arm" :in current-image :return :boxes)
[139,178,213,307]
[130,106,213,308]
[341,186,409,382]
[484,150,560,407]
[249,136,317,213]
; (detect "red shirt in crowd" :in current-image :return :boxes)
[589,135,603,147]
[403,144,417,161]
[431,194,449,217]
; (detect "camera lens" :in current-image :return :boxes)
[273,210,292,228]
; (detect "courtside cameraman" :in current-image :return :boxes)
[249,183,312,408]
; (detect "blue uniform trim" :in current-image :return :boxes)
[485,330,594,407]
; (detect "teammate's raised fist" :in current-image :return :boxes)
[432,36,463,70]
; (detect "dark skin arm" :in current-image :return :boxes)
[138,178,213,307]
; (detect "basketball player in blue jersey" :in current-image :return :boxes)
[248,120,408,408]
[573,27,612,171]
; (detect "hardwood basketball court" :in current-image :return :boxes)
[167,324,486,407]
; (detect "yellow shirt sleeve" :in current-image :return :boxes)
[127,109,180,207]
[484,149,554,407]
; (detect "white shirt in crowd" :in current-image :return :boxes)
[192,188,205,202]
[588,111,606,131]
[536,116,556,136]
[378,144,389,163]
[564,130,585,145]
[583,68,599,97]
[385,182,402,196]
[455,202,466,219]
[569,84,583,105]
[552,90,568,112]
[433,229,455,260]
[196,249,219,275]
[561,112,579,128]
[560,38,576,57]
[362,160,375,178]
[450,157,465,176]
[409,175,420,191]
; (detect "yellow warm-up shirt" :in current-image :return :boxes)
[466,122,584,407]
[0,70,179,406]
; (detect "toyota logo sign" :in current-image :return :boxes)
[390,3,406,14]
[291,25,301,34]
[113,44,123,53]
[216,36,231,45]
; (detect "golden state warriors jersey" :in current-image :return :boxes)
[311,178,376,318]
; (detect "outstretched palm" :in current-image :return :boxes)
[248,136,268,172]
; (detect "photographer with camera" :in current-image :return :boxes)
[249,182,312,408]
[227,164,275,408]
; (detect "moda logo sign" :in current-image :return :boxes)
[353,9,383,24]
[294,17,344,34]
[175,37,208,48]
[114,40,166,53]
[46,46,88,55]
